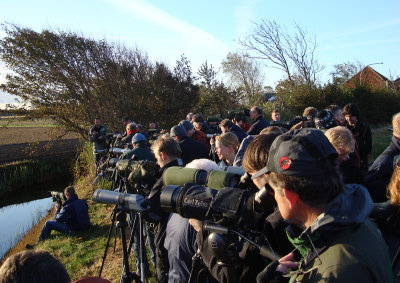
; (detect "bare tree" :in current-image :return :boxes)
[221,52,264,106]
[239,20,324,85]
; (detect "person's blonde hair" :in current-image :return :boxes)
[216,132,239,152]
[388,161,400,206]
[151,134,181,158]
[325,126,355,153]
[392,112,400,138]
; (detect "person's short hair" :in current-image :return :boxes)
[220,119,234,129]
[151,134,181,158]
[315,110,338,130]
[170,125,187,139]
[252,106,263,115]
[266,128,343,207]
[215,132,239,152]
[302,107,318,117]
[342,103,361,119]
[260,126,284,135]
[392,112,400,138]
[271,109,280,114]
[136,124,143,131]
[0,249,70,283]
[186,112,194,121]
[327,104,342,116]
[64,186,77,197]
[325,126,355,153]
[242,133,280,174]
[388,160,400,206]
[127,122,137,131]
[186,159,221,172]
[191,114,205,124]
[178,120,194,131]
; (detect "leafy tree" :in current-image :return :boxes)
[0,24,199,135]
[330,62,358,85]
[239,20,323,85]
[195,61,240,117]
[221,52,264,106]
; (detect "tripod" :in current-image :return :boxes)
[99,208,142,283]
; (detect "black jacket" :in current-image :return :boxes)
[228,124,248,143]
[147,159,184,283]
[179,136,209,165]
[366,136,400,202]
[344,120,372,169]
[247,116,270,135]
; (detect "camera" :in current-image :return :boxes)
[50,191,66,206]
[206,133,219,139]
[92,189,149,212]
[160,183,274,223]
[227,109,250,122]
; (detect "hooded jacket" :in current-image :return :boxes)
[286,184,392,283]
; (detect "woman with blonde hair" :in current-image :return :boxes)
[371,159,400,275]
[215,132,239,167]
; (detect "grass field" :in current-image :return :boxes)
[0,117,57,127]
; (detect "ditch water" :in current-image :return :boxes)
[0,182,70,260]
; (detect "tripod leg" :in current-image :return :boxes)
[98,207,117,278]
[116,211,141,283]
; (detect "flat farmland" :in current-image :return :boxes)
[0,118,82,163]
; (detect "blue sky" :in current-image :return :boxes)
[1,0,399,106]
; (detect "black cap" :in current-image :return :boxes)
[251,128,338,179]
[170,125,187,138]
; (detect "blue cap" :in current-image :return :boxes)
[131,133,147,144]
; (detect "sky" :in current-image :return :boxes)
[0,0,399,107]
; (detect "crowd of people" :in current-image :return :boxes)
[6,103,400,283]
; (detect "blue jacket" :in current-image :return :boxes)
[55,194,90,231]
[366,136,400,202]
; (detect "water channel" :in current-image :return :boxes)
[0,182,70,260]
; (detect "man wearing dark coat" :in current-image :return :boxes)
[247,106,270,135]
[366,112,400,202]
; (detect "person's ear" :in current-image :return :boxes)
[283,188,299,209]
[160,151,167,161]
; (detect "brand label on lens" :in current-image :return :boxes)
[279,156,291,170]
[183,197,209,209]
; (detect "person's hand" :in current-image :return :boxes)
[55,203,60,211]
[276,252,298,274]
[189,218,202,232]
[116,133,122,139]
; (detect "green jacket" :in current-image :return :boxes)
[88,124,109,151]
[287,184,393,283]
[120,142,156,162]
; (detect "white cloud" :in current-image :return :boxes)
[234,0,260,39]
[105,0,230,60]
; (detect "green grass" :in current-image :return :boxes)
[0,117,57,127]
[370,124,393,163]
